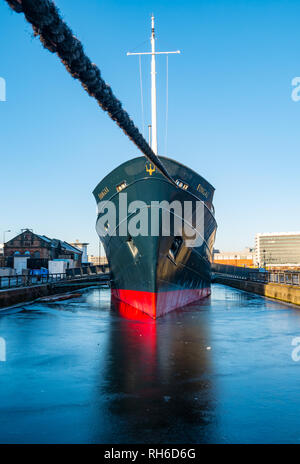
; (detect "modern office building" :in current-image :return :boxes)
[255,232,300,268]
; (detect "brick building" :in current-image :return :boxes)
[4,229,82,266]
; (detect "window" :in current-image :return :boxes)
[175,179,189,190]
[33,251,40,258]
[116,181,127,193]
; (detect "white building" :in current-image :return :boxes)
[255,232,300,267]
[70,241,89,264]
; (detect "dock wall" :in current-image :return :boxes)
[0,284,50,308]
[0,275,110,309]
[215,276,300,306]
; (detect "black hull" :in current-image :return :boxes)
[93,156,217,318]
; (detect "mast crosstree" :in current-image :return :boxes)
[127,16,180,155]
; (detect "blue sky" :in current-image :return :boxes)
[1,0,300,256]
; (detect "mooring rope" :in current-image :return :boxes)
[5,0,175,185]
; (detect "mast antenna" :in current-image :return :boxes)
[127,16,180,155]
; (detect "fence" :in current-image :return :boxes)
[211,263,300,287]
[0,265,110,290]
[0,273,66,290]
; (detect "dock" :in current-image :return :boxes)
[212,263,300,307]
[0,268,110,309]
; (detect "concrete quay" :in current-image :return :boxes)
[214,275,300,306]
[0,274,110,310]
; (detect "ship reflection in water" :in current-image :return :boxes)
[1,284,300,443]
[103,298,214,443]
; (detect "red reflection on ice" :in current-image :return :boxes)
[111,297,157,367]
[111,295,154,321]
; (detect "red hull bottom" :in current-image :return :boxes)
[111,287,211,319]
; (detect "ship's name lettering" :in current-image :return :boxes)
[98,186,109,200]
[196,183,208,198]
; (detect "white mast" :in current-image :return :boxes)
[150,15,158,155]
[127,16,180,155]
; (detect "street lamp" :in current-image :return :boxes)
[262,249,266,269]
